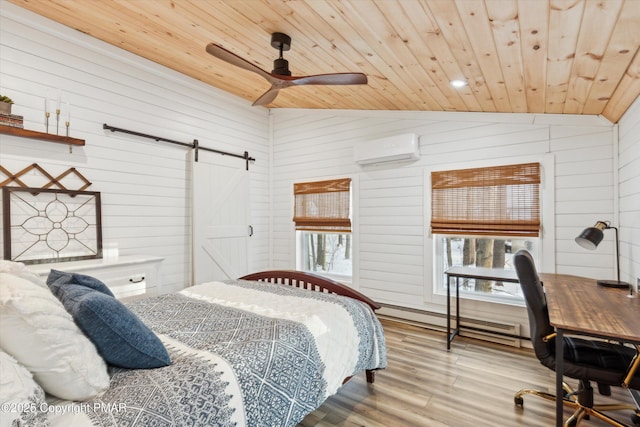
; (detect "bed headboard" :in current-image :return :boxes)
[238,270,381,311]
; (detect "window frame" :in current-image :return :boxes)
[292,175,358,285]
[424,154,555,306]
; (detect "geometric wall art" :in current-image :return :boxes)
[0,163,92,191]
[2,186,102,264]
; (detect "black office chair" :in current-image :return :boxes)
[513,249,640,427]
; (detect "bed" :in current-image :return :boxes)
[0,263,387,427]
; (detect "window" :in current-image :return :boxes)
[299,232,352,275]
[431,162,541,301]
[436,236,538,300]
[293,178,352,278]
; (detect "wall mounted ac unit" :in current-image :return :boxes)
[354,133,420,165]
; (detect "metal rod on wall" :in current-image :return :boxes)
[103,124,255,170]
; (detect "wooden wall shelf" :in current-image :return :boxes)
[0,124,85,146]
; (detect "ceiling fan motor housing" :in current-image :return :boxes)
[272,58,291,76]
[271,32,292,76]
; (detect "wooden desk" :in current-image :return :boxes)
[540,273,640,427]
[444,267,519,350]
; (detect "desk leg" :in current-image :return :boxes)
[555,329,564,427]
[446,275,461,350]
[456,277,460,335]
[446,274,451,350]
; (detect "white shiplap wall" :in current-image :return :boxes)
[618,96,640,291]
[0,2,270,292]
[270,108,617,328]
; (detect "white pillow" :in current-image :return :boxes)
[0,272,110,401]
[0,350,50,427]
[0,260,47,288]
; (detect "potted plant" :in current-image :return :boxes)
[0,95,14,114]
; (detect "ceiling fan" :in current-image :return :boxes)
[205,32,368,106]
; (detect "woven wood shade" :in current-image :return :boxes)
[431,163,540,237]
[293,178,351,232]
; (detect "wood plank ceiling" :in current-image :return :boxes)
[9,0,640,123]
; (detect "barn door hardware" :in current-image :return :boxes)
[103,124,255,170]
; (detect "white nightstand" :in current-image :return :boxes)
[27,255,165,299]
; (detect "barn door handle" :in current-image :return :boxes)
[248,225,254,237]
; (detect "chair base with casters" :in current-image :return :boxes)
[515,381,639,427]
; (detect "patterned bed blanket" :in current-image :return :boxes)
[47,279,387,427]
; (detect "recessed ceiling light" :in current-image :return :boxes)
[450,79,467,88]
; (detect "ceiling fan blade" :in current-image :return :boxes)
[252,86,281,106]
[291,73,368,86]
[205,43,273,82]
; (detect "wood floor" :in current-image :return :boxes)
[299,318,638,427]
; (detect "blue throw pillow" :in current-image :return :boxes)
[47,277,170,369]
[47,269,115,298]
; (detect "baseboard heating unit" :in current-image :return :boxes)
[378,304,526,348]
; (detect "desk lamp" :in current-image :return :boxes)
[575,220,630,291]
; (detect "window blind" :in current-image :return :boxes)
[293,178,351,232]
[431,162,540,237]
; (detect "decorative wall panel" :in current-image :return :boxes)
[2,187,102,264]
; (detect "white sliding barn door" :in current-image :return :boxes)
[193,151,250,285]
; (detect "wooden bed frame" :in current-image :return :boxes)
[238,269,381,383]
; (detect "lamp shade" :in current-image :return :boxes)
[574,220,631,290]
[575,226,604,250]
